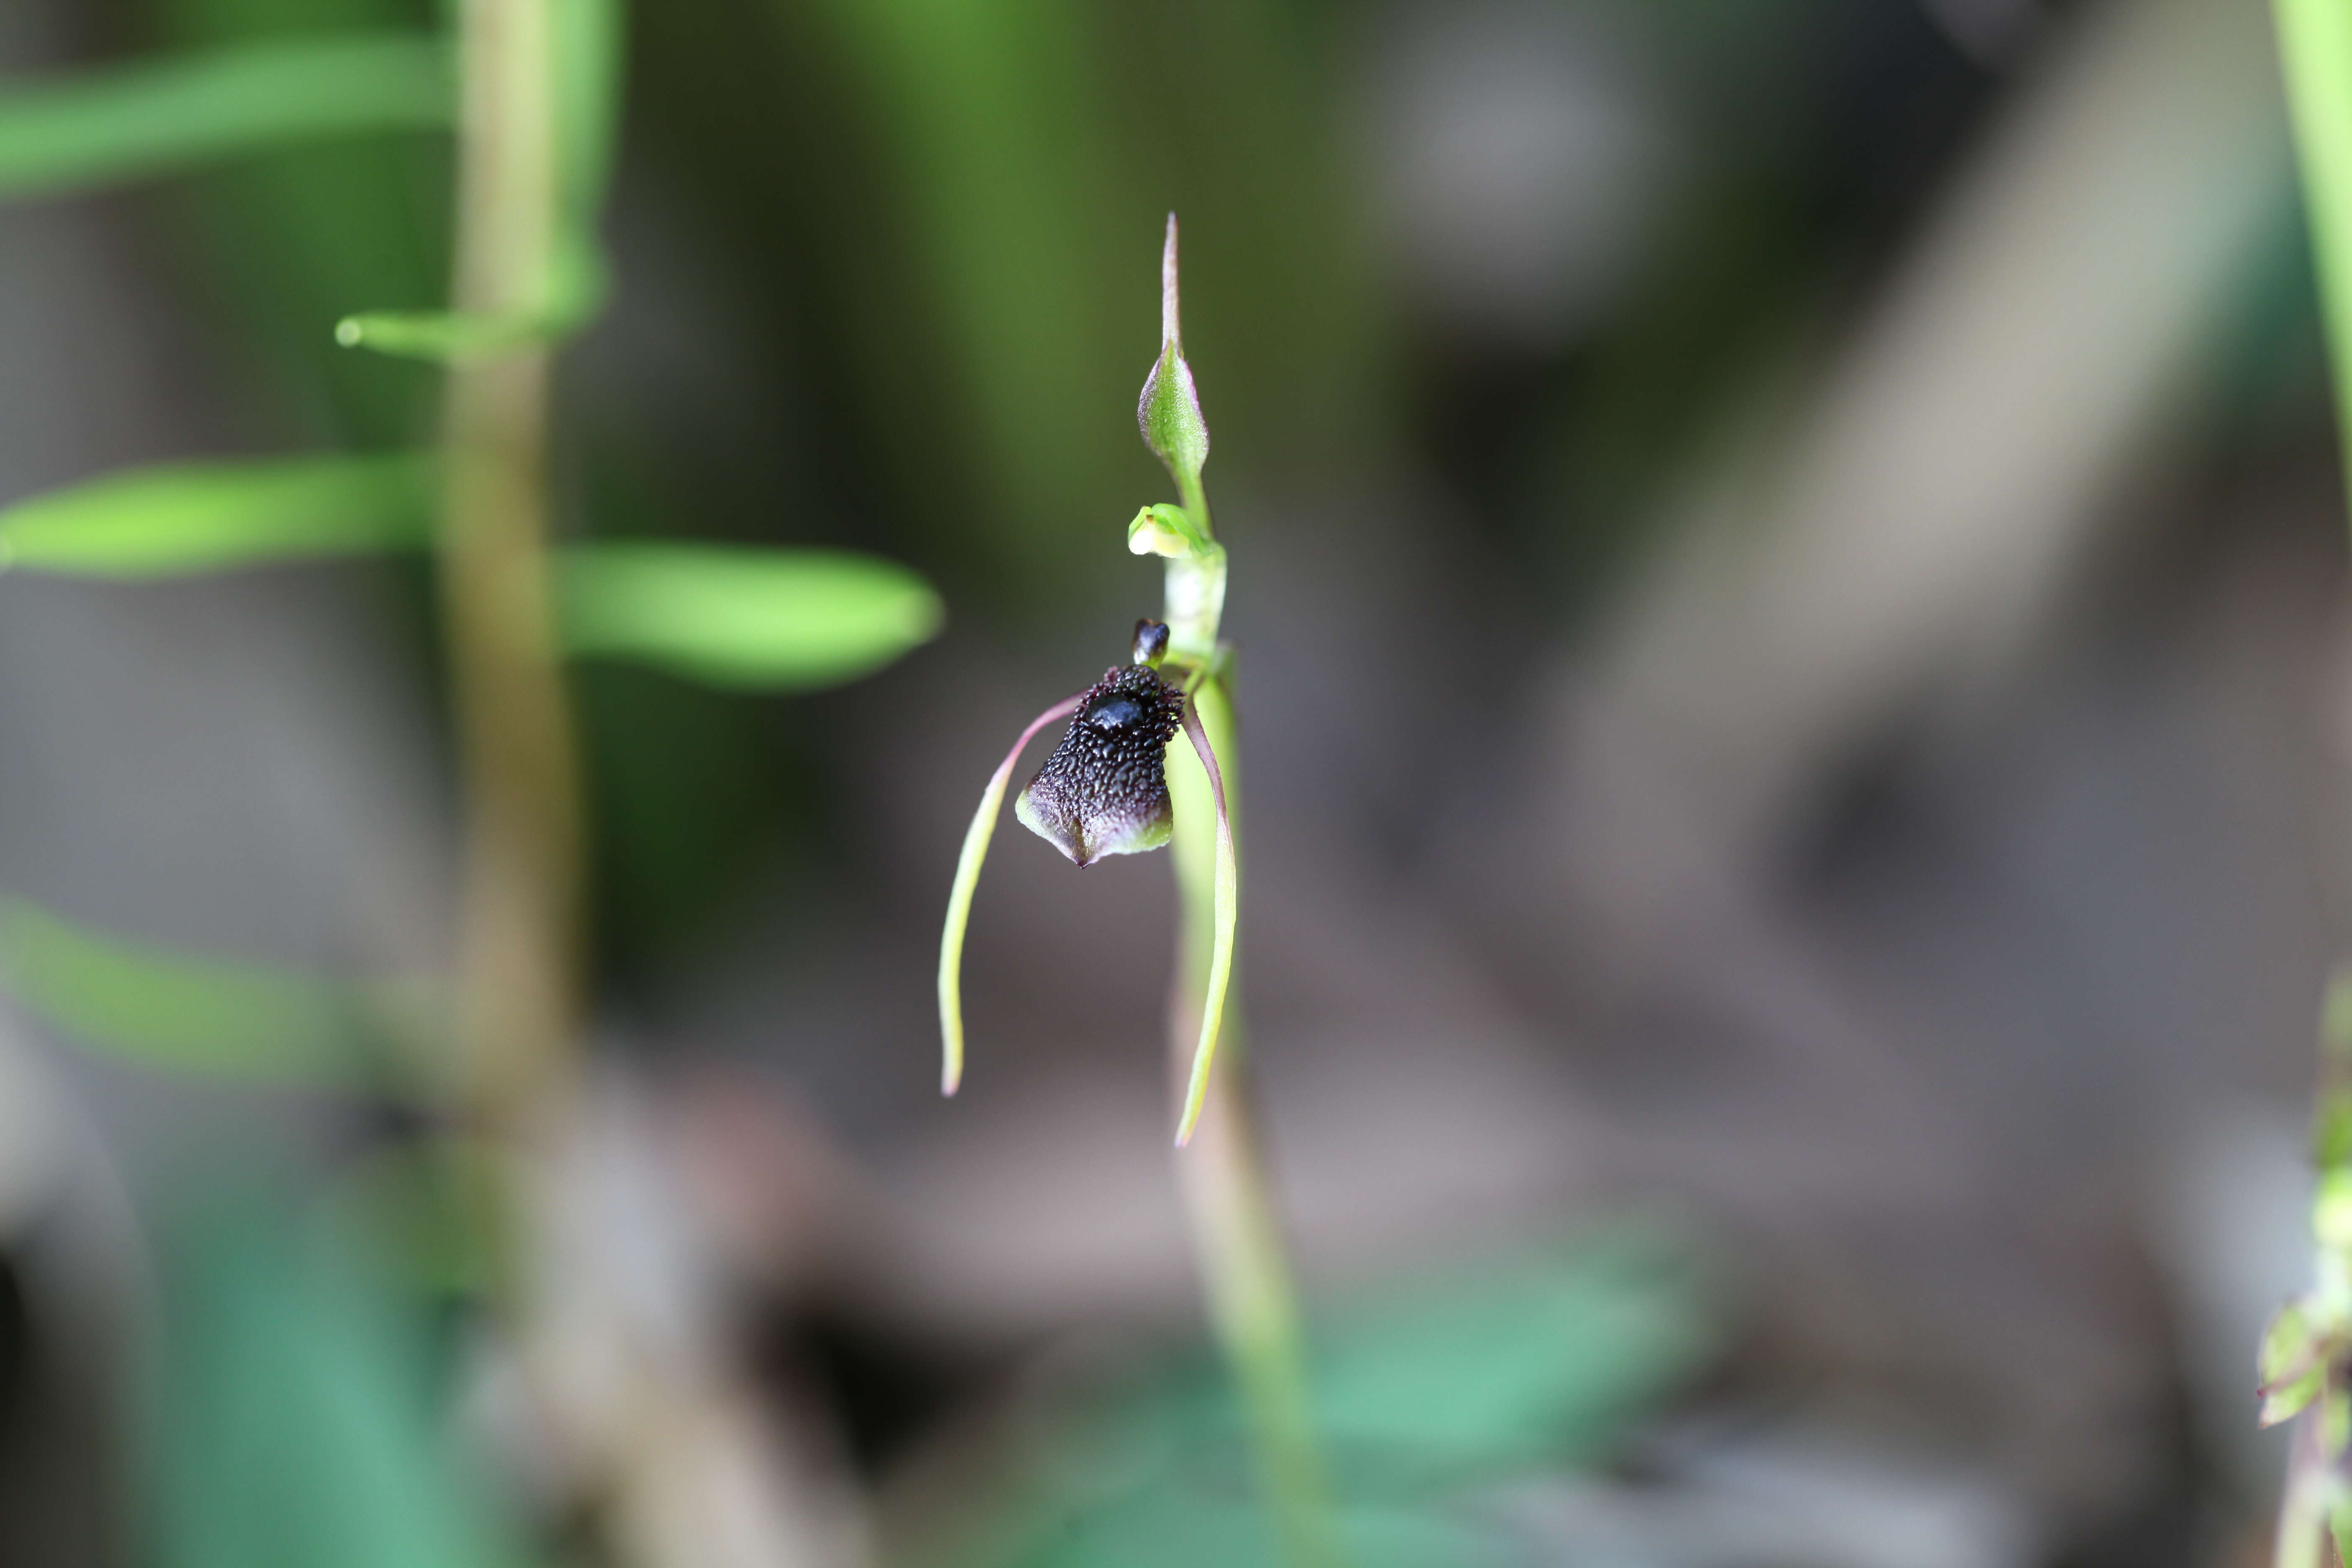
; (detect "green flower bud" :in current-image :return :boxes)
[1138,215,1210,490]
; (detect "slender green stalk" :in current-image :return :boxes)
[438,0,584,1124]
[1168,660,1339,1568]
[1146,217,1340,1567]
[2274,6,2352,1563]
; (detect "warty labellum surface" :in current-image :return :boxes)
[1015,663,1186,867]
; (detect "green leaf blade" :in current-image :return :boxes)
[334,309,544,360]
[1308,1222,1719,1478]
[335,246,607,358]
[0,34,453,201]
[0,452,435,578]
[2263,1297,2331,1428]
[335,0,624,361]
[557,543,942,691]
[0,899,383,1082]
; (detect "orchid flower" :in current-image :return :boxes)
[936,616,1237,1145]
[937,216,1238,1147]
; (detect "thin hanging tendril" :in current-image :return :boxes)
[1174,694,1238,1146]
[939,691,1086,1095]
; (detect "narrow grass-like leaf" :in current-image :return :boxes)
[1174,698,1238,1147]
[0,899,427,1081]
[556,542,942,689]
[0,452,433,578]
[939,693,1086,1095]
[335,247,606,358]
[0,34,452,200]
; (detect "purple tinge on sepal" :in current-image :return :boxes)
[1015,664,1186,866]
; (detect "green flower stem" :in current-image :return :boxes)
[1156,465,1340,1557]
[438,0,585,1124]
[1167,665,1341,1568]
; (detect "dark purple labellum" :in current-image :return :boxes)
[1014,664,1186,866]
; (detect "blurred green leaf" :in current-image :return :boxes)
[338,0,621,358]
[2281,0,2352,529]
[556,542,942,690]
[335,248,605,358]
[961,1220,1720,1568]
[0,34,452,199]
[0,897,433,1082]
[554,0,626,230]
[2262,1296,2329,1428]
[335,302,570,360]
[143,0,454,444]
[0,452,433,577]
[1306,1222,1716,1481]
[1011,1484,1501,1568]
[156,1212,527,1568]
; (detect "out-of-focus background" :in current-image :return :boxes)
[0,0,2340,1563]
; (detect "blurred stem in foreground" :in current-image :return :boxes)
[439,0,584,1126]
[2258,975,2352,1567]
[1143,217,1341,1568]
[2265,4,2352,1561]
[2281,0,2352,526]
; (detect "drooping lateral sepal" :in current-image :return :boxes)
[1014,664,1186,867]
[938,689,1088,1096]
